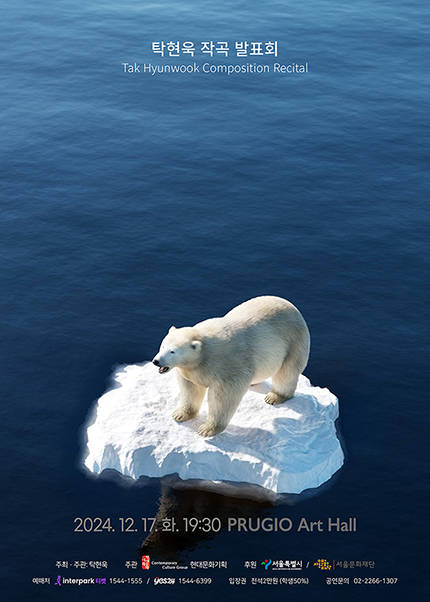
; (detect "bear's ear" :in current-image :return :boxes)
[169,325,176,333]
[191,340,202,351]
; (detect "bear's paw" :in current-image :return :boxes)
[197,422,219,437]
[172,407,196,422]
[264,391,287,405]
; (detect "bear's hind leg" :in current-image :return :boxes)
[265,355,300,405]
[172,373,206,422]
[198,381,248,437]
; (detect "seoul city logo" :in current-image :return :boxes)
[261,558,272,570]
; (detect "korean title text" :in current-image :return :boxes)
[152,41,278,58]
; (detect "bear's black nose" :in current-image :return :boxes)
[152,359,160,366]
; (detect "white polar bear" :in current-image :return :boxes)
[152,296,310,437]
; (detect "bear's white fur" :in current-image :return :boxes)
[152,296,310,437]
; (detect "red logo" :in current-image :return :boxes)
[142,555,150,570]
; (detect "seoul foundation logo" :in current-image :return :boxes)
[141,555,150,570]
[314,559,332,570]
[261,559,272,570]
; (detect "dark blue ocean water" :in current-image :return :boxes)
[1,1,429,600]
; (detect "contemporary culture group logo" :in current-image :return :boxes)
[141,555,151,570]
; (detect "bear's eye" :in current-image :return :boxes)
[170,350,175,354]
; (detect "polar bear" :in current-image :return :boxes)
[152,296,310,437]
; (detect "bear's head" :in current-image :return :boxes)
[152,326,202,374]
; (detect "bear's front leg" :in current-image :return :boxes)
[197,381,249,437]
[172,372,206,423]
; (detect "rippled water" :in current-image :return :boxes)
[1,1,429,599]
